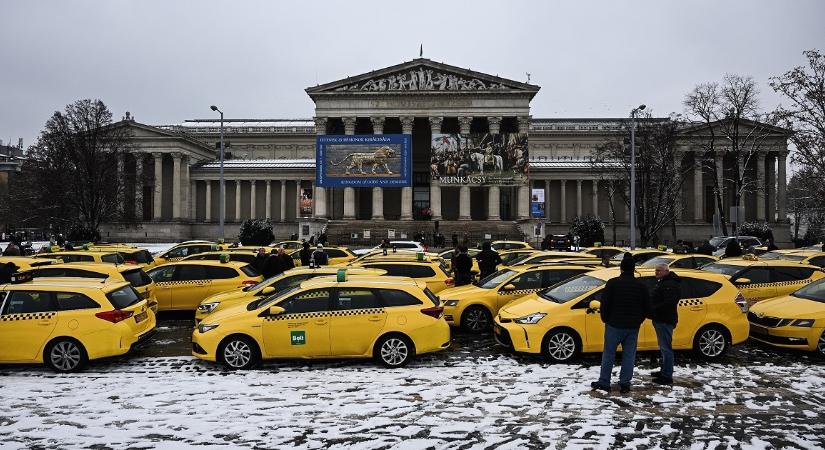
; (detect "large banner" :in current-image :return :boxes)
[431,133,528,185]
[316,134,411,188]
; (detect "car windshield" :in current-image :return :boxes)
[709,237,728,248]
[478,269,517,289]
[539,274,605,303]
[506,254,532,266]
[250,285,302,310]
[701,263,742,277]
[640,256,675,268]
[244,275,280,292]
[793,279,825,303]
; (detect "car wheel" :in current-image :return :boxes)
[817,331,825,358]
[218,336,260,370]
[693,325,729,360]
[461,306,492,333]
[543,329,580,363]
[44,338,87,373]
[374,334,414,368]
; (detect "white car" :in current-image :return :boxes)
[352,240,427,256]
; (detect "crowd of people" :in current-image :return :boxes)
[251,242,332,279]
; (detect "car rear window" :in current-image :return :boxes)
[56,292,100,311]
[240,264,259,277]
[207,266,241,279]
[685,278,722,298]
[701,263,742,277]
[379,289,424,307]
[122,269,152,287]
[106,286,141,309]
[101,254,125,264]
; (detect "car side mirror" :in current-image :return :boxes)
[735,277,752,285]
[587,300,601,313]
[259,286,276,296]
[502,284,517,291]
[268,305,285,316]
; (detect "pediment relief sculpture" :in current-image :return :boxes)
[334,67,509,92]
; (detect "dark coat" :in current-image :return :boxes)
[311,250,328,266]
[261,254,284,279]
[650,271,681,325]
[697,241,715,256]
[279,253,295,271]
[299,248,312,266]
[453,252,474,286]
[600,273,650,329]
[476,249,502,278]
[252,254,268,273]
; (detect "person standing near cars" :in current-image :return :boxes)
[252,247,268,274]
[277,247,295,271]
[476,241,502,280]
[299,242,312,266]
[591,252,650,394]
[311,244,329,266]
[453,245,474,286]
[650,263,681,385]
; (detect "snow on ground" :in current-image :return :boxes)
[1,352,823,449]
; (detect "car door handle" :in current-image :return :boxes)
[368,316,382,322]
[38,321,52,326]
[690,306,703,311]
[315,320,328,325]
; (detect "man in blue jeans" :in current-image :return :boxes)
[591,252,650,394]
[650,263,681,385]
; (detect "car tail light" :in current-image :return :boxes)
[445,278,454,286]
[95,309,135,323]
[126,259,138,265]
[241,280,257,287]
[734,292,748,313]
[420,306,444,319]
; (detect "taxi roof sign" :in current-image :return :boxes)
[337,268,347,282]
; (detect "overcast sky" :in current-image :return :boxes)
[2,0,824,149]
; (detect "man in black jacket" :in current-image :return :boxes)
[299,242,312,266]
[262,249,284,279]
[277,247,295,271]
[650,264,680,385]
[476,241,502,280]
[252,248,268,274]
[592,252,650,394]
[453,245,473,286]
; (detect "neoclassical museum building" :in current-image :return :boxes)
[101,58,791,245]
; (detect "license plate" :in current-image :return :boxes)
[750,324,768,335]
[134,311,148,323]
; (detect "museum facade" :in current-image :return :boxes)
[100,58,791,245]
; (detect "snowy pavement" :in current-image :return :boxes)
[1,332,824,449]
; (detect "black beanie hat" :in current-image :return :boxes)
[620,252,635,273]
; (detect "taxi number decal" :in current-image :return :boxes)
[287,322,307,328]
[291,330,306,345]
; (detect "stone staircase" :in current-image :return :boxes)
[324,220,525,249]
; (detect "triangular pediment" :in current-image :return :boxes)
[306,58,540,97]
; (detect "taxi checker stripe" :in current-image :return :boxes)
[0,312,56,321]
[498,289,540,296]
[745,280,808,289]
[265,308,385,321]
[678,299,704,307]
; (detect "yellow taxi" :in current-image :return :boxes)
[499,249,540,266]
[748,278,825,356]
[195,267,386,322]
[89,245,157,269]
[183,250,259,265]
[608,249,668,266]
[192,276,450,369]
[581,246,626,260]
[701,258,825,305]
[439,264,595,332]
[153,241,226,266]
[291,246,357,267]
[272,240,304,250]
[437,248,481,272]
[489,240,533,251]
[0,256,59,271]
[760,250,825,268]
[35,251,125,264]
[640,253,719,270]
[505,251,593,267]
[21,262,157,312]
[0,279,156,372]
[494,268,749,362]
[349,256,453,294]
[146,260,262,311]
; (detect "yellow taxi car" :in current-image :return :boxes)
[439,264,595,332]
[640,253,719,270]
[146,260,262,311]
[701,258,825,305]
[192,276,450,369]
[0,256,59,271]
[89,245,157,269]
[489,240,533,251]
[0,279,156,372]
[607,249,668,266]
[21,262,157,312]
[505,251,593,267]
[748,278,825,356]
[290,246,357,267]
[349,256,453,294]
[581,246,626,260]
[35,251,125,264]
[760,250,825,268]
[494,268,749,362]
[183,250,259,265]
[272,240,304,250]
[195,267,386,322]
[153,241,226,266]
[499,249,540,266]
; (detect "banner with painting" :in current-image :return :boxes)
[316,134,412,187]
[430,133,528,185]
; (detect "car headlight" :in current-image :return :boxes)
[198,323,219,333]
[444,300,459,307]
[198,302,219,313]
[791,319,815,327]
[514,313,546,324]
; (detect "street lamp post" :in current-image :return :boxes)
[210,105,225,240]
[629,104,646,250]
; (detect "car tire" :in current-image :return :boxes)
[460,305,492,333]
[542,328,581,363]
[44,338,88,373]
[817,331,825,358]
[693,325,729,360]
[374,334,414,368]
[218,335,260,370]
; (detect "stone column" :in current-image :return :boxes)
[343,117,356,136]
[517,116,531,134]
[314,117,327,219]
[116,153,125,215]
[737,153,746,214]
[560,180,567,223]
[693,152,704,223]
[608,180,615,223]
[673,152,682,222]
[459,186,471,220]
[488,185,500,220]
[235,180,242,221]
[134,154,143,220]
[343,117,356,220]
[576,179,583,218]
[458,116,472,135]
[592,180,599,217]
[205,181,212,222]
[487,116,502,134]
[778,153,787,222]
[430,181,442,220]
[544,178,551,221]
[265,180,272,219]
[400,116,415,220]
[429,116,443,135]
[279,180,286,222]
[171,153,182,219]
[756,152,766,221]
[189,180,196,220]
[715,153,724,220]
[182,155,191,220]
[250,180,257,218]
[295,179,302,219]
[152,152,163,220]
[371,116,385,220]
[517,185,529,219]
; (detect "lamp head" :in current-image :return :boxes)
[210,105,218,112]
[638,104,646,111]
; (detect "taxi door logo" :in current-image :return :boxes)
[290,330,306,346]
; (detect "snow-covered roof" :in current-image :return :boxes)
[157,119,316,135]
[529,158,623,170]
[199,159,315,170]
